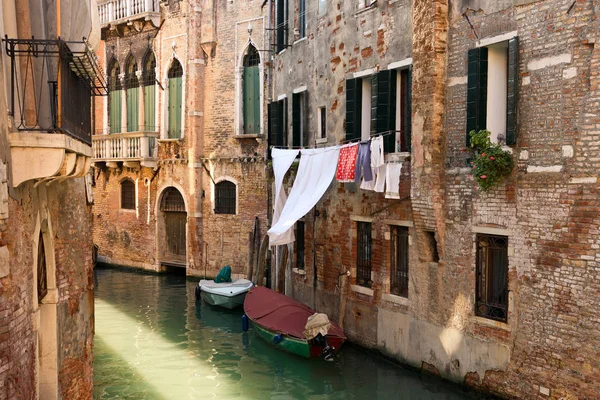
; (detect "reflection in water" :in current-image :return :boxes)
[94,267,476,400]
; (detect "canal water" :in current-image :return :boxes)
[93,266,478,400]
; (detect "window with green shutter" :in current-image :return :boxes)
[276,0,288,53]
[243,46,261,134]
[345,78,362,141]
[167,60,183,139]
[466,38,519,146]
[108,59,122,134]
[125,55,139,132]
[466,47,488,145]
[292,92,307,147]
[143,51,157,132]
[268,97,287,151]
[506,37,519,146]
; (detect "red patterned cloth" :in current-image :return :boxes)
[336,143,360,182]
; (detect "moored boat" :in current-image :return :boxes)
[243,286,346,360]
[197,279,254,310]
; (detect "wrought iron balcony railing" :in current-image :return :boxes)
[92,130,159,165]
[98,0,160,26]
[3,37,107,145]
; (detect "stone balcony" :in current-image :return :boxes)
[92,131,159,169]
[98,0,160,30]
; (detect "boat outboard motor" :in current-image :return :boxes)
[195,285,201,301]
[314,333,335,361]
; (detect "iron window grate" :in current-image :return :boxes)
[121,180,135,209]
[215,181,236,214]
[390,226,409,297]
[356,221,372,287]
[476,234,509,322]
[160,187,185,212]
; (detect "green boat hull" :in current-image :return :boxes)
[252,321,311,358]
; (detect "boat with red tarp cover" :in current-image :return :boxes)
[243,286,346,360]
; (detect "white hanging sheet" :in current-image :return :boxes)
[268,147,341,245]
[269,148,300,247]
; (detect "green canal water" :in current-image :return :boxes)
[93,266,478,400]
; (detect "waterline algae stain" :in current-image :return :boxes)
[94,267,475,399]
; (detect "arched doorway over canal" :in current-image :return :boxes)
[157,186,187,269]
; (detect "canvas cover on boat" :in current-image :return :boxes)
[215,265,232,283]
[244,286,345,340]
[303,313,331,340]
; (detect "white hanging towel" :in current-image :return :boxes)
[269,148,300,247]
[268,146,341,245]
[361,136,385,191]
[385,163,402,199]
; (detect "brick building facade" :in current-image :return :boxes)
[271,0,600,398]
[0,0,99,398]
[92,0,269,278]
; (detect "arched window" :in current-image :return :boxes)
[167,59,183,139]
[108,59,122,133]
[160,187,186,212]
[125,55,139,132]
[120,179,135,210]
[243,45,260,134]
[37,232,47,302]
[142,51,157,132]
[215,181,236,214]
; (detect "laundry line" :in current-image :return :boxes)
[269,130,400,150]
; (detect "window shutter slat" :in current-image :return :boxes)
[345,78,361,141]
[370,72,379,136]
[281,97,288,147]
[302,93,309,147]
[375,70,396,153]
[403,66,412,152]
[506,37,519,146]
[268,102,279,149]
[466,47,488,145]
[292,93,301,147]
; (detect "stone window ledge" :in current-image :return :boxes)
[382,293,410,306]
[292,268,306,275]
[471,316,511,332]
[384,152,410,163]
[233,134,263,140]
[351,284,374,297]
[354,3,377,17]
[316,138,328,144]
[119,209,136,213]
[157,138,182,143]
[293,37,307,46]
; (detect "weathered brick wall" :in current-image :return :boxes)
[272,0,416,350]
[0,179,94,400]
[439,0,600,398]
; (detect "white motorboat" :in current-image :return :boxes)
[196,279,254,309]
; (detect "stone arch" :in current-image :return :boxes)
[162,56,185,139]
[156,185,188,266]
[235,40,265,136]
[32,213,58,399]
[212,176,239,215]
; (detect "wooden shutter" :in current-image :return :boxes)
[243,65,260,134]
[402,66,412,152]
[276,0,286,53]
[370,72,378,136]
[506,37,519,146]
[268,102,279,149]
[168,76,182,138]
[292,92,301,147]
[127,86,139,132]
[345,78,362,141]
[374,70,397,153]
[109,90,122,134]
[144,84,156,131]
[302,93,308,147]
[466,47,488,145]
[281,97,288,147]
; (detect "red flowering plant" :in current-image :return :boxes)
[468,130,513,191]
